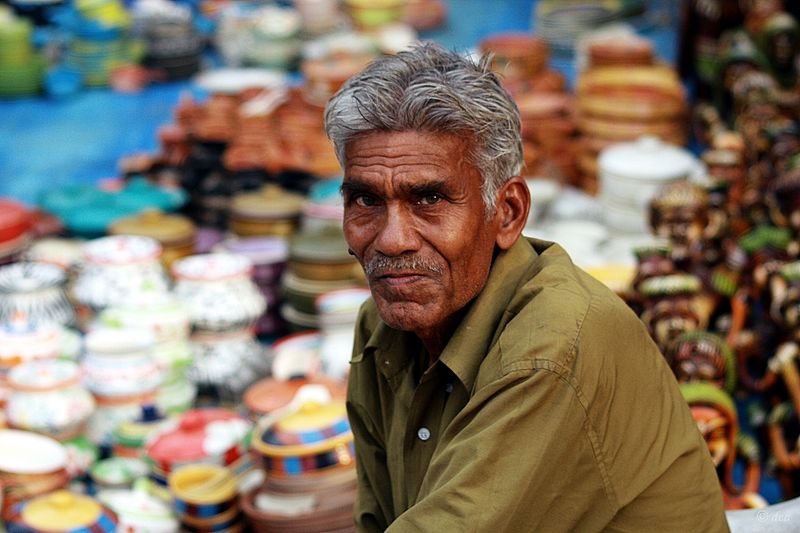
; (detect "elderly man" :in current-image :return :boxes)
[324,42,728,532]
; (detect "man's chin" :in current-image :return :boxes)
[375,299,438,332]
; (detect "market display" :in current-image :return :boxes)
[1,0,800,530]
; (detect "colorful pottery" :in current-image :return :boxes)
[71,235,170,322]
[5,359,95,441]
[5,490,118,532]
[228,185,306,238]
[82,327,163,398]
[109,209,196,268]
[172,253,266,332]
[97,483,180,533]
[243,376,347,422]
[0,261,76,327]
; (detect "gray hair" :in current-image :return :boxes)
[324,41,523,217]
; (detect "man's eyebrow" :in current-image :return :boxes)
[403,179,448,196]
[340,178,376,195]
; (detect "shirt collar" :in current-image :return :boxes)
[362,237,542,391]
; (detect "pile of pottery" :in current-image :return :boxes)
[479,32,579,186]
[70,234,171,327]
[228,185,306,239]
[575,63,689,184]
[215,3,302,69]
[596,135,701,235]
[4,489,119,532]
[82,327,163,445]
[245,392,357,532]
[168,463,245,532]
[108,209,196,269]
[243,376,347,423]
[281,229,364,331]
[130,0,203,80]
[144,408,252,487]
[172,253,268,404]
[214,236,290,337]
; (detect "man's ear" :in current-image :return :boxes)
[494,176,530,250]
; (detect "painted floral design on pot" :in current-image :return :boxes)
[172,253,266,332]
[0,261,76,327]
[71,235,170,322]
[5,359,95,442]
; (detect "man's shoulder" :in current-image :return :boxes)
[489,245,648,380]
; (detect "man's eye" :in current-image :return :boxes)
[420,194,441,205]
[355,194,377,207]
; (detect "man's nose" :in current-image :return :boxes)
[374,204,421,257]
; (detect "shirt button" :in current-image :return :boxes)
[417,427,431,441]
[444,383,454,393]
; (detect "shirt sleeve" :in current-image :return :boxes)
[386,366,617,533]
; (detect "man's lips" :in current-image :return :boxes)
[372,271,429,286]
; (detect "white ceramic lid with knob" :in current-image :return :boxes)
[598,135,699,182]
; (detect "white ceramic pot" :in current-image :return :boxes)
[97,485,180,533]
[0,261,76,327]
[82,328,163,398]
[172,253,266,332]
[72,235,170,318]
[5,360,95,441]
[598,136,701,210]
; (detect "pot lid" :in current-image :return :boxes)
[109,209,195,244]
[23,238,85,271]
[8,359,81,391]
[171,252,253,281]
[0,261,66,294]
[97,485,176,524]
[231,184,306,219]
[244,376,347,416]
[0,429,68,474]
[254,400,352,457]
[83,234,163,265]
[168,463,237,505]
[214,236,289,265]
[145,408,250,465]
[0,197,31,232]
[17,491,114,532]
[598,136,698,181]
[90,457,149,486]
[289,229,352,263]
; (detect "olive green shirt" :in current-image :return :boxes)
[347,237,728,532]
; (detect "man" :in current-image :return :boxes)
[324,42,728,532]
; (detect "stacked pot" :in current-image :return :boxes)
[281,229,365,331]
[172,253,268,405]
[576,64,690,185]
[245,397,357,532]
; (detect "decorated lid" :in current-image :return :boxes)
[168,463,237,505]
[11,490,117,532]
[23,238,85,271]
[112,406,173,449]
[100,291,189,340]
[83,235,163,265]
[171,252,253,281]
[214,236,289,266]
[109,209,195,244]
[639,274,701,297]
[91,457,150,487]
[272,331,322,381]
[0,429,68,474]
[289,229,352,263]
[598,136,698,182]
[0,261,66,295]
[8,359,81,391]
[145,408,250,465]
[254,400,351,457]
[84,326,155,356]
[97,485,177,529]
[244,376,347,417]
[230,185,306,219]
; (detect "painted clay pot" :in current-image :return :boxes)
[0,262,76,327]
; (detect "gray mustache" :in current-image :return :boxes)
[364,254,444,277]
